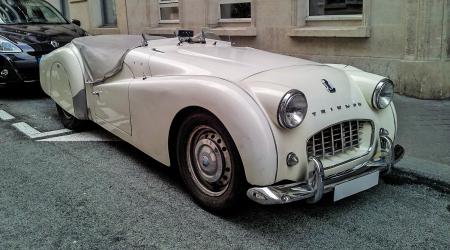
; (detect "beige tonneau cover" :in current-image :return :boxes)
[71,35,163,84]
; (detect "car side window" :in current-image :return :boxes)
[0,0,66,24]
[0,5,25,24]
[25,5,61,23]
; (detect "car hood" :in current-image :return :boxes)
[148,43,322,82]
[149,43,361,102]
[241,64,370,129]
[0,24,85,51]
[245,64,363,101]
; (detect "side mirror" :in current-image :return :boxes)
[72,19,81,26]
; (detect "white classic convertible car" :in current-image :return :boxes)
[40,31,404,212]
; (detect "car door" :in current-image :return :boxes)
[91,53,151,136]
[92,79,132,135]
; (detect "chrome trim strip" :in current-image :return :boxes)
[372,79,394,110]
[349,121,353,148]
[324,169,383,193]
[391,104,398,143]
[247,157,324,205]
[340,123,345,153]
[306,119,376,170]
[312,133,316,156]
[331,124,335,155]
[277,89,308,129]
[326,120,375,170]
[321,130,325,157]
[247,144,405,205]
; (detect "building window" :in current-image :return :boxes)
[101,0,117,27]
[159,0,179,23]
[289,0,370,38]
[309,0,363,16]
[219,0,251,21]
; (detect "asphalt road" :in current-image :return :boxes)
[1,86,449,249]
[395,95,450,166]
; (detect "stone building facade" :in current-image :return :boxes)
[60,0,449,99]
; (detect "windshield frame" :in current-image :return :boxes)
[0,0,69,25]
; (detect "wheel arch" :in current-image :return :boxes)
[129,76,278,186]
[168,106,208,166]
[168,106,245,169]
[40,44,88,120]
[168,105,272,187]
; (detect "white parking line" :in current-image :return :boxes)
[12,122,72,139]
[12,122,40,138]
[38,130,119,142]
[11,120,118,142]
[36,129,73,139]
[0,110,15,121]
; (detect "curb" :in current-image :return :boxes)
[386,157,450,193]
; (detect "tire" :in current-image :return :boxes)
[176,112,247,214]
[56,104,85,130]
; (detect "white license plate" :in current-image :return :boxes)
[334,171,380,202]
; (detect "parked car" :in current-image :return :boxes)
[0,0,86,86]
[39,31,404,213]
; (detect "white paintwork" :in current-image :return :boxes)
[12,122,72,139]
[92,80,132,135]
[12,122,40,138]
[0,110,14,121]
[40,45,88,119]
[33,129,72,139]
[39,37,398,186]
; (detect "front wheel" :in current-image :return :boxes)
[56,104,85,130]
[176,112,247,213]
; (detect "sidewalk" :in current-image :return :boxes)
[393,94,450,187]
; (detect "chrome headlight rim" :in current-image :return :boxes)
[277,89,308,129]
[372,79,394,110]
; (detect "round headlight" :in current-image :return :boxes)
[278,90,308,129]
[372,79,394,110]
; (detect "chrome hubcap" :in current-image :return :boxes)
[187,126,232,196]
[195,138,223,183]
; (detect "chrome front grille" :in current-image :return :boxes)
[307,120,368,159]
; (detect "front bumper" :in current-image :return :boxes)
[0,53,40,85]
[247,136,405,205]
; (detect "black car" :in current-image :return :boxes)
[0,0,87,85]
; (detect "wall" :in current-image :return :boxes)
[47,0,70,19]
[68,0,450,99]
[68,0,127,35]
[46,0,62,11]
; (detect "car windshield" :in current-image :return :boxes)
[193,31,223,41]
[0,0,67,25]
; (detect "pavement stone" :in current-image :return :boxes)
[394,94,450,187]
[394,157,450,192]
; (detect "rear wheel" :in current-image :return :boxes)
[176,112,247,213]
[56,104,85,130]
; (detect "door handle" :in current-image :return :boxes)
[92,91,102,96]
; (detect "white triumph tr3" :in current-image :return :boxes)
[40,30,404,213]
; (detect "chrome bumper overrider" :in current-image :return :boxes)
[247,136,405,205]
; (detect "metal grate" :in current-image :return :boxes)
[307,120,367,159]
